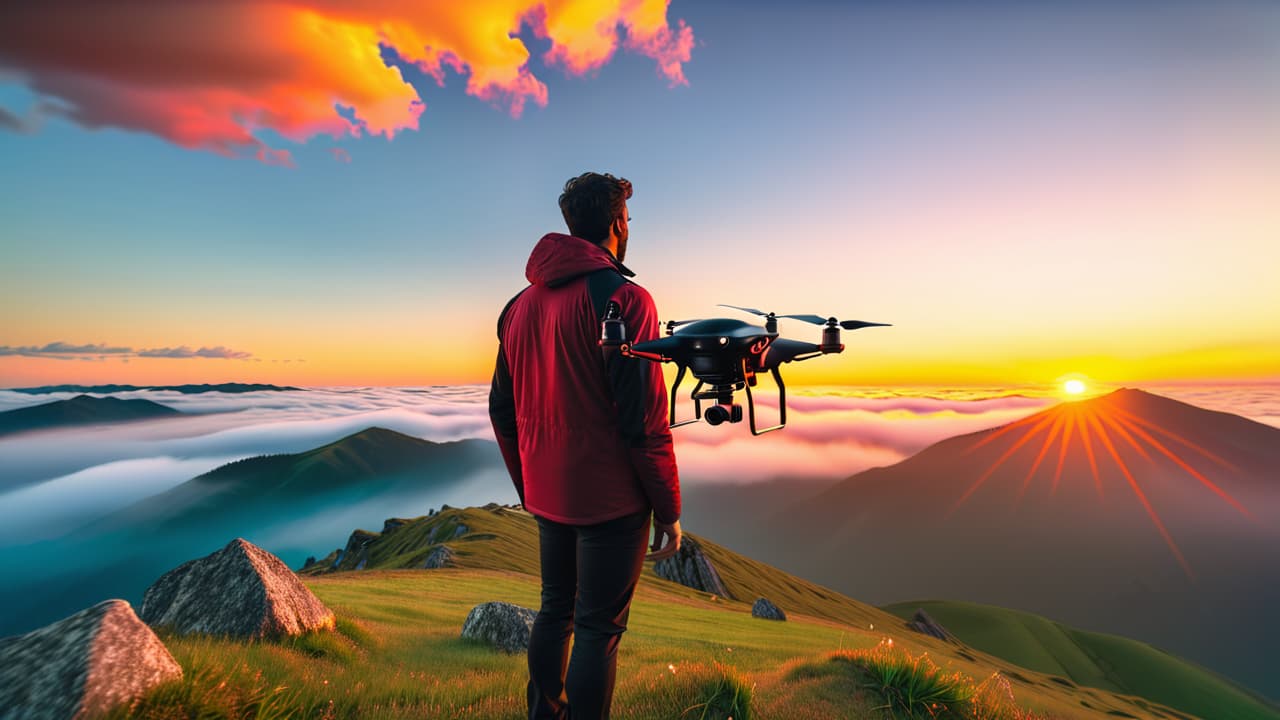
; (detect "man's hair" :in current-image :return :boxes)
[558,172,632,244]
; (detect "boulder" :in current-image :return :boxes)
[140,538,335,639]
[751,597,786,621]
[0,599,182,720]
[906,609,954,642]
[420,545,457,569]
[653,536,731,599]
[460,601,537,654]
[452,523,470,538]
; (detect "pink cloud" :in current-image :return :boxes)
[0,1,695,162]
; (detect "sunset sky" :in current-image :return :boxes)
[2,1,1277,389]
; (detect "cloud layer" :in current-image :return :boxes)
[0,1,694,162]
[1,383,1274,545]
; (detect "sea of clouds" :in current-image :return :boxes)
[1,383,1276,544]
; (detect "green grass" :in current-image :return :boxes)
[883,600,1280,720]
[100,506,1263,720]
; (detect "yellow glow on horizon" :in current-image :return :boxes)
[1064,379,1086,395]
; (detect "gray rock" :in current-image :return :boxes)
[301,556,317,570]
[140,538,335,639]
[452,523,469,538]
[0,599,182,720]
[420,545,457,569]
[653,536,731,599]
[906,609,954,642]
[460,601,537,654]
[339,529,379,571]
[751,597,786,621]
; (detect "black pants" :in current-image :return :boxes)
[527,507,651,720]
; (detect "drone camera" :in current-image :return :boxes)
[705,403,744,426]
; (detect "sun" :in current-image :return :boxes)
[1064,379,1086,395]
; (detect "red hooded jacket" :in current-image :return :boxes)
[488,233,681,526]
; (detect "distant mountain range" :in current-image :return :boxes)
[0,394,181,437]
[8,382,302,394]
[686,388,1280,699]
[0,427,506,637]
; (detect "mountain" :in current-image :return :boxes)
[8,382,302,394]
[0,427,507,637]
[282,504,1277,720]
[736,388,1280,699]
[0,394,181,436]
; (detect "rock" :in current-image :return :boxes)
[482,502,501,511]
[301,556,317,570]
[382,518,411,534]
[752,597,786,621]
[653,536,731,599]
[460,601,537,654]
[140,538,335,639]
[428,508,436,516]
[0,599,182,720]
[440,503,453,511]
[452,523,469,538]
[906,609,954,642]
[420,545,457,569]
[339,529,379,571]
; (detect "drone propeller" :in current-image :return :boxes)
[717,304,769,317]
[838,319,892,330]
[722,306,892,331]
[667,318,704,328]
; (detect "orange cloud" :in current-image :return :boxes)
[0,1,693,162]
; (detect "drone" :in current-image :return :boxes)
[600,303,890,435]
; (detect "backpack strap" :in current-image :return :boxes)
[584,267,629,323]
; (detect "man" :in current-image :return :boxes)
[489,171,682,720]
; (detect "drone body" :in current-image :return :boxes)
[600,304,889,434]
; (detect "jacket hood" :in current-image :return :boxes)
[525,232,635,287]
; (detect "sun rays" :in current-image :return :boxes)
[948,392,1255,579]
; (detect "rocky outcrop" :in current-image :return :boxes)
[452,523,470,538]
[339,529,380,571]
[653,536,731,599]
[141,538,335,639]
[906,609,954,642]
[752,597,786,621]
[382,518,411,534]
[420,545,457,569]
[460,601,537,654]
[0,599,182,720]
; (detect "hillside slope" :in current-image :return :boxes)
[292,504,1277,720]
[884,599,1280,720]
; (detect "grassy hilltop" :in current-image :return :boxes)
[110,505,1278,720]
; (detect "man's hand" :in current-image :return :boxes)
[645,518,681,562]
